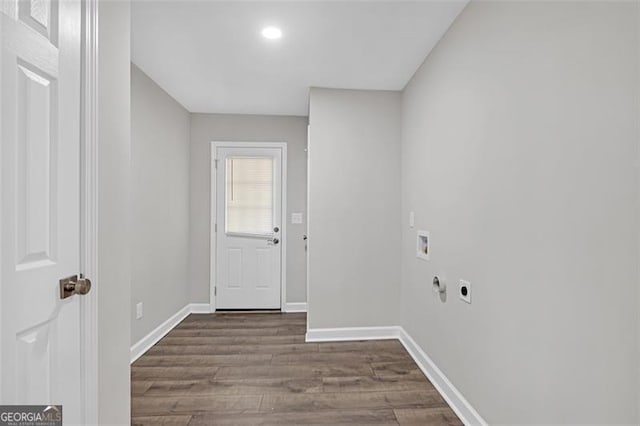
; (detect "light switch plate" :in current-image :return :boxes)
[409,211,415,228]
[291,212,303,224]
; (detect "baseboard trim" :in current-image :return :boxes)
[397,328,487,425]
[130,304,191,363]
[130,303,212,363]
[305,326,401,342]
[305,325,486,426]
[190,303,213,313]
[283,302,307,313]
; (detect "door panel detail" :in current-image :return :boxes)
[15,62,57,270]
[18,0,58,45]
[227,248,242,289]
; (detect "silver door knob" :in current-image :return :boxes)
[273,226,279,233]
[59,275,92,299]
[271,238,279,245]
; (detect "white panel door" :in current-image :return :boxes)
[1,0,86,423]
[215,146,282,309]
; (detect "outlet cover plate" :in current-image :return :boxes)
[459,280,471,304]
[136,302,143,319]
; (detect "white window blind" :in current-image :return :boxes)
[225,156,274,235]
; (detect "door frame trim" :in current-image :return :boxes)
[209,141,288,312]
[79,0,99,423]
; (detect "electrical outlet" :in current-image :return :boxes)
[459,280,471,304]
[136,302,143,319]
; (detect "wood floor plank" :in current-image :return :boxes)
[259,390,446,413]
[168,328,283,337]
[131,395,261,416]
[176,320,306,330]
[317,340,406,353]
[146,342,317,356]
[131,415,192,426]
[372,361,425,377]
[131,366,219,380]
[271,350,411,365]
[131,381,154,396]
[394,407,464,425]
[133,353,272,367]
[142,377,323,396]
[188,409,399,425]
[322,374,440,394]
[131,312,461,425]
[214,363,375,380]
[157,335,306,346]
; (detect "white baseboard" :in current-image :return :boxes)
[190,303,213,313]
[396,329,487,426]
[305,325,486,426]
[283,302,307,313]
[130,304,191,363]
[130,303,212,363]
[305,326,401,342]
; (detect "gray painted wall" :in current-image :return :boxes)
[307,88,401,329]
[189,114,308,305]
[400,1,639,423]
[97,1,131,423]
[131,64,190,344]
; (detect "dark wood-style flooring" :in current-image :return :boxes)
[131,312,462,425]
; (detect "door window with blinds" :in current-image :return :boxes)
[225,156,274,236]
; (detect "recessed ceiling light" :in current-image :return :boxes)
[261,26,282,40]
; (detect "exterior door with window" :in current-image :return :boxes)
[214,146,283,309]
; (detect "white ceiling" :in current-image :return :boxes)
[131,1,467,116]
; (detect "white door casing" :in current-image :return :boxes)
[305,125,310,330]
[1,0,94,423]
[212,143,286,310]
